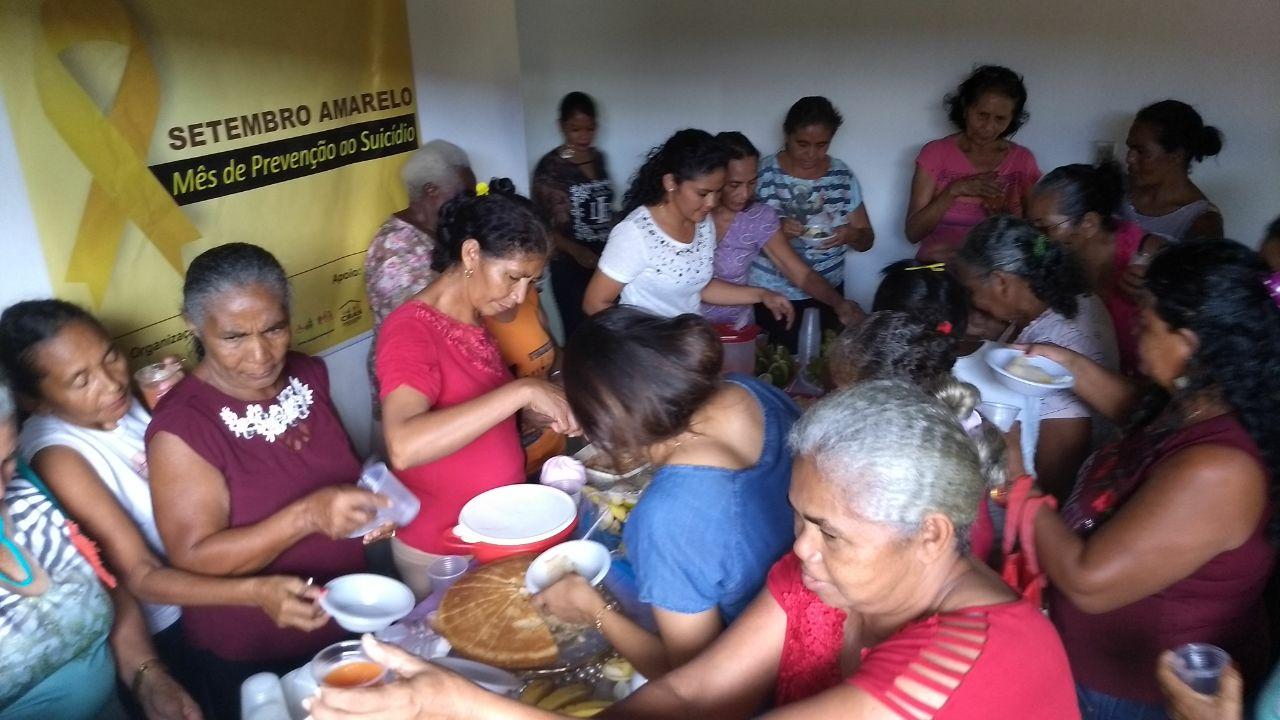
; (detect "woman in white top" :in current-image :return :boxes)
[1124,100,1224,242]
[0,300,331,661]
[584,129,793,326]
[952,216,1118,504]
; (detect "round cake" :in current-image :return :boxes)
[435,555,559,669]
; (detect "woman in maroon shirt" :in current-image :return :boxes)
[147,243,385,720]
[307,381,1079,720]
[1022,240,1280,719]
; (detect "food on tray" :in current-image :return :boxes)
[602,657,635,682]
[435,556,559,669]
[584,453,644,477]
[1004,355,1058,384]
[519,681,612,716]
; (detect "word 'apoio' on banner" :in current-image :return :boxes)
[149,113,417,206]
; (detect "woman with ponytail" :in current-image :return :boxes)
[583,130,794,326]
[1124,100,1225,241]
[1030,162,1163,375]
[1020,240,1280,718]
[375,186,579,600]
[953,216,1118,502]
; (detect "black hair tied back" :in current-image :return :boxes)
[432,178,550,273]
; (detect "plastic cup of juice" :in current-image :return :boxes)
[311,640,389,688]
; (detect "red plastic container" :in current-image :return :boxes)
[439,484,580,564]
[715,324,761,376]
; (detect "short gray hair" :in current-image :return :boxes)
[182,243,290,331]
[401,140,471,199]
[789,379,994,553]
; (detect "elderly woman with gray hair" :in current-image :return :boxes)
[0,377,201,718]
[147,243,384,720]
[305,380,1080,720]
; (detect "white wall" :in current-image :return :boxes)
[515,0,1280,308]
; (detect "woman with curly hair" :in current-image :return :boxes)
[374,186,578,600]
[584,129,793,326]
[953,216,1118,502]
[906,65,1041,262]
[1022,239,1280,719]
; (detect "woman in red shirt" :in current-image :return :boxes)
[307,380,1079,720]
[376,185,578,600]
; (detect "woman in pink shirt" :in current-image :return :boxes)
[376,185,578,600]
[906,65,1041,262]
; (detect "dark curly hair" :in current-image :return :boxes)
[1134,100,1223,168]
[1034,161,1126,232]
[0,299,107,406]
[432,178,550,272]
[946,65,1030,137]
[957,215,1088,318]
[622,129,729,216]
[1115,240,1280,537]
[558,91,597,122]
[783,96,844,135]
[873,259,970,336]
[828,310,959,391]
[563,306,722,465]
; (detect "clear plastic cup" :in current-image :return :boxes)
[427,555,470,596]
[134,359,185,410]
[977,402,1021,432]
[240,672,289,720]
[1172,643,1231,695]
[311,640,389,688]
[349,462,421,538]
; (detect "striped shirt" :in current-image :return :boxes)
[1,469,114,711]
[750,154,864,301]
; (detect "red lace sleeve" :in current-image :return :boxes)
[375,303,444,403]
[769,553,849,707]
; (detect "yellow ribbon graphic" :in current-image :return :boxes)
[34,0,199,306]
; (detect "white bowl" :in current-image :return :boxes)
[525,540,612,594]
[430,657,521,695]
[320,574,415,633]
[985,347,1075,397]
[801,226,835,249]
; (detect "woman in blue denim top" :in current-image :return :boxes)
[533,306,799,680]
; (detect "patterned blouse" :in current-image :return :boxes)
[364,215,440,411]
[531,149,615,248]
[751,154,865,301]
[0,468,114,712]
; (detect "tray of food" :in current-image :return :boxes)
[433,555,612,674]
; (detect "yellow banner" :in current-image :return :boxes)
[1,0,416,363]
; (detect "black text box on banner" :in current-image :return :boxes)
[149,113,417,205]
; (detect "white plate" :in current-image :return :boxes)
[456,484,577,544]
[320,574,415,633]
[430,656,522,695]
[985,347,1075,397]
[525,540,611,594]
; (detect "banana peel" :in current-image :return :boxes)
[536,683,592,711]
[562,699,613,717]
[519,679,554,706]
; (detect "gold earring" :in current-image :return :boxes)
[464,268,474,279]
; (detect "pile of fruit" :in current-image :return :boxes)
[754,344,797,388]
[581,487,638,536]
[803,329,841,390]
[519,680,612,717]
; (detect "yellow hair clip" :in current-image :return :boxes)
[902,262,946,272]
[475,181,490,197]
